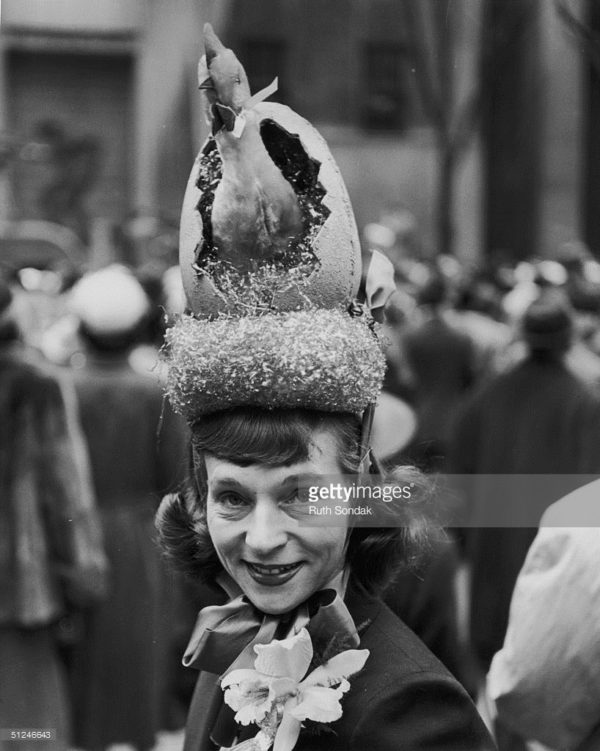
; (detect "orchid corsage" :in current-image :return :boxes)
[221,627,369,751]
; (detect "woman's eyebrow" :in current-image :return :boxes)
[209,477,247,491]
[278,472,321,488]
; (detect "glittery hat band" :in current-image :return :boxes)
[163,308,386,423]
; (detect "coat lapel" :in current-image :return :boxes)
[183,671,229,751]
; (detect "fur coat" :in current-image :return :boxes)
[0,341,106,627]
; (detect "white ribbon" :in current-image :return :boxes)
[246,76,279,109]
[365,249,396,312]
[231,77,279,139]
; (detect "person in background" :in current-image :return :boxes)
[65,265,188,751]
[451,289,600,679]
[399,271,478,471]
[450,271,512,377]
[487,486,600,751]
[368,389,476,693]
[0,277,107,751]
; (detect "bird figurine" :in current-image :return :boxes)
[198,23,303,273]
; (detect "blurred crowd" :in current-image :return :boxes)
[0,252,195,751]
[366,216,600,751]
[3,208,600,751]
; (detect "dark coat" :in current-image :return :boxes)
[382,538,475,692]
[68,354,188,750]
[183,585,496,750]
[0,341,106,751]
[451,356,600,668]
[400,312,477,469]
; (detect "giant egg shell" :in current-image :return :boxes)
[179,101,362,316]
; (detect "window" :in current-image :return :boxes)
[241,39,287,105]
[362,42,408,131]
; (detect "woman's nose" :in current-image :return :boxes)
[244,502,287,555]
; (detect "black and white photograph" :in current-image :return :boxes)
[1,1,600,750]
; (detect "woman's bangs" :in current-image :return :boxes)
[191,409,313,466]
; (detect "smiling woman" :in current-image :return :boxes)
[156,409,495,751]
[204,432,348,617]
[154,24,495,751]
[158,408,428,602]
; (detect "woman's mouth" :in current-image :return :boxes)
[244,561,303,586]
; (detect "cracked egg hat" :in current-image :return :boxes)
[164,24,389,424]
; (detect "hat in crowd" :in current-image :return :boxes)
[363,223,396,251]
[521,290,574,352]
[371,392,417,461]
[552,240,591,271]
[70,264,150,337]
[164,25,389,424]
[534,260,568,287]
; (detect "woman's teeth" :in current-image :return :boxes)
[247,562,299,575]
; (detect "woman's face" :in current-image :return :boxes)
[205,430,348,615]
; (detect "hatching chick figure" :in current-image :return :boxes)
[199,23,303,272]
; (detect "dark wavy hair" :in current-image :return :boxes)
[155,407,434,596]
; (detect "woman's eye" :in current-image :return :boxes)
[217,492,249,508]
[281,490,308,506]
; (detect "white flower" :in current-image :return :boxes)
[222,628,369,751]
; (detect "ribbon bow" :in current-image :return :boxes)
[183,582,359,676]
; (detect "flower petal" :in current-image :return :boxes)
[222,676,274,724]
[254,628,313,681]
[222,668,264,689]
[273,708,302,751]
[222,672,298,728]
[234,697,272,726]
[269,676,298,699]
[223,684,244,712]
[288,685,344,723]
[301,648,369,688]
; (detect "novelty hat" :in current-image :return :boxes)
[164,25,389,424]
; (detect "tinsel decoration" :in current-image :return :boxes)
[163,308,385,422]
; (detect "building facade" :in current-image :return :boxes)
[0,0,589,261]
